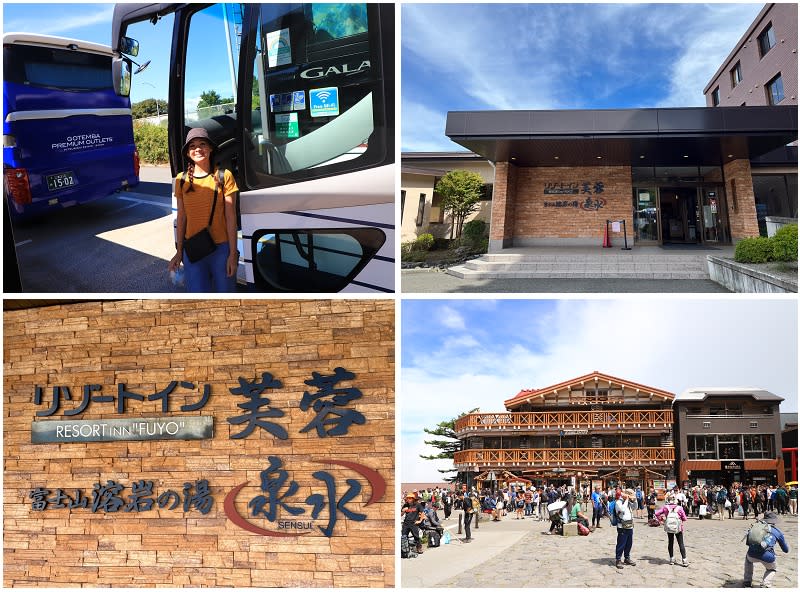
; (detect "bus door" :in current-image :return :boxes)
[3,34,139,217]
[112,3,394,293]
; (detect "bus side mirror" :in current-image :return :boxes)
[118,36,140,57]
[112,57,132,97]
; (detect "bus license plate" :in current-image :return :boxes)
[46,172,76,191]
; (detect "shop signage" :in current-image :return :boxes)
[544,181,605,195]
[563,429,589,435]
[32,367,365,442]
[27,366,386,538]
[722,461,743,471]
[544,180,607,211]
[31,416,213,443]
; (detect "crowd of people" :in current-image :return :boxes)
[401,481,795,586]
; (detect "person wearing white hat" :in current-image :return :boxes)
[613,489,636,569]
[168,127,239,292]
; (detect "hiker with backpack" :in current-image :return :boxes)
[655,494,689,567]
[461,489,475,542]
[169,128,240,292]
[401,492,426,556]
[743,511,790,588]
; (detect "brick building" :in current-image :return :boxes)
[446,106,797,250]
[3,300,394,587]
[703,2,797,235]
[703,3,797,109]
[452,371,677,492]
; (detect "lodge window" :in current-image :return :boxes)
[415,194,425,226]
[750,421,758,429]
[766,73,785,105]
[730,61,742,87]
[703,422,711,429]
[711,86,720,106]
[585,388,609,403]
[480,183,493,201]
[686,407,702,416]
[688,435,716,459]
[753,173,799,236]
[709,403,742,416]
[743,434,774,459]
[757,23,776,57]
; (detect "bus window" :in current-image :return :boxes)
[243,3,387,187]
[252,227,386,292]
[182,5,240,162]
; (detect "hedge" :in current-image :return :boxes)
[734,223,798,264]
[133,122,170,164]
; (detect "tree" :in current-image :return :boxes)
[419,408,478,483]
[434,170,484,239]
[132,98,168,119]
[197,90,222,109]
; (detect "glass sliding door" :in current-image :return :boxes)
[632,186,659,242]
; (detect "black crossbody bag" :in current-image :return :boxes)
[183,170,224,263]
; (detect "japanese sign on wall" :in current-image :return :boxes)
[543,180,607,211]
[28,366,385,538]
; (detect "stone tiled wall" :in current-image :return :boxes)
[512,165,634,245]
[724,159,761,239]
[3,300,395,587]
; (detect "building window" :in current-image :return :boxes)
[766,73,785,105]
[415,194,425,227]
[429,191,445,224]
[730,61,742,87]
[400,190,406,221]
[757,23,776,57]
[702,421,711,429]
[749,421,758,429]
[711,86,720,106]
[744,434,774,459]
[480,183,494,201]
[688,435,716,459]
[718,438,742,460]
[686,407,702,416]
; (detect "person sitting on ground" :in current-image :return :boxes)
[568,496,593,531]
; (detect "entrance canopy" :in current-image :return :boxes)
[445,106,798,167]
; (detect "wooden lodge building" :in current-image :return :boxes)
[453,371,677,492]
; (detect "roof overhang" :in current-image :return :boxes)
[445,106,798,167]
[674,387,785,406]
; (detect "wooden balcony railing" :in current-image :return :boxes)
[454,410,673,434]
[454,447,675,467]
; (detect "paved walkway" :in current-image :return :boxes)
[401,509,798,588]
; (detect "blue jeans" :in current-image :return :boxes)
[183,242,235,292]
[615,527,633,561]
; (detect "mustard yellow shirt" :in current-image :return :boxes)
[175,169,239,244]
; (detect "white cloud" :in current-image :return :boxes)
[660,4,764,107]
[5,7,115,38]
[401,99,466,152]
[439,305,466,330]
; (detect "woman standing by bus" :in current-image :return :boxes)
[168,128,239,292]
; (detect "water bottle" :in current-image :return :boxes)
[761,533,776,549]
[170,266,185,288]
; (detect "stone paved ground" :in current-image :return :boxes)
[402,509,798,588]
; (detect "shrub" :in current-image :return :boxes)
[771,223,798,262]
[462,219,487,244]
[133,122,169,164]
[735,237,773,264]
[415,233,435,252]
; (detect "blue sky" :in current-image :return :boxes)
[402,299,798,482]
[402,3,765,151]
[2,3,237,112]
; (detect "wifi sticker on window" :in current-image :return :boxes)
[309,87,340,117]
